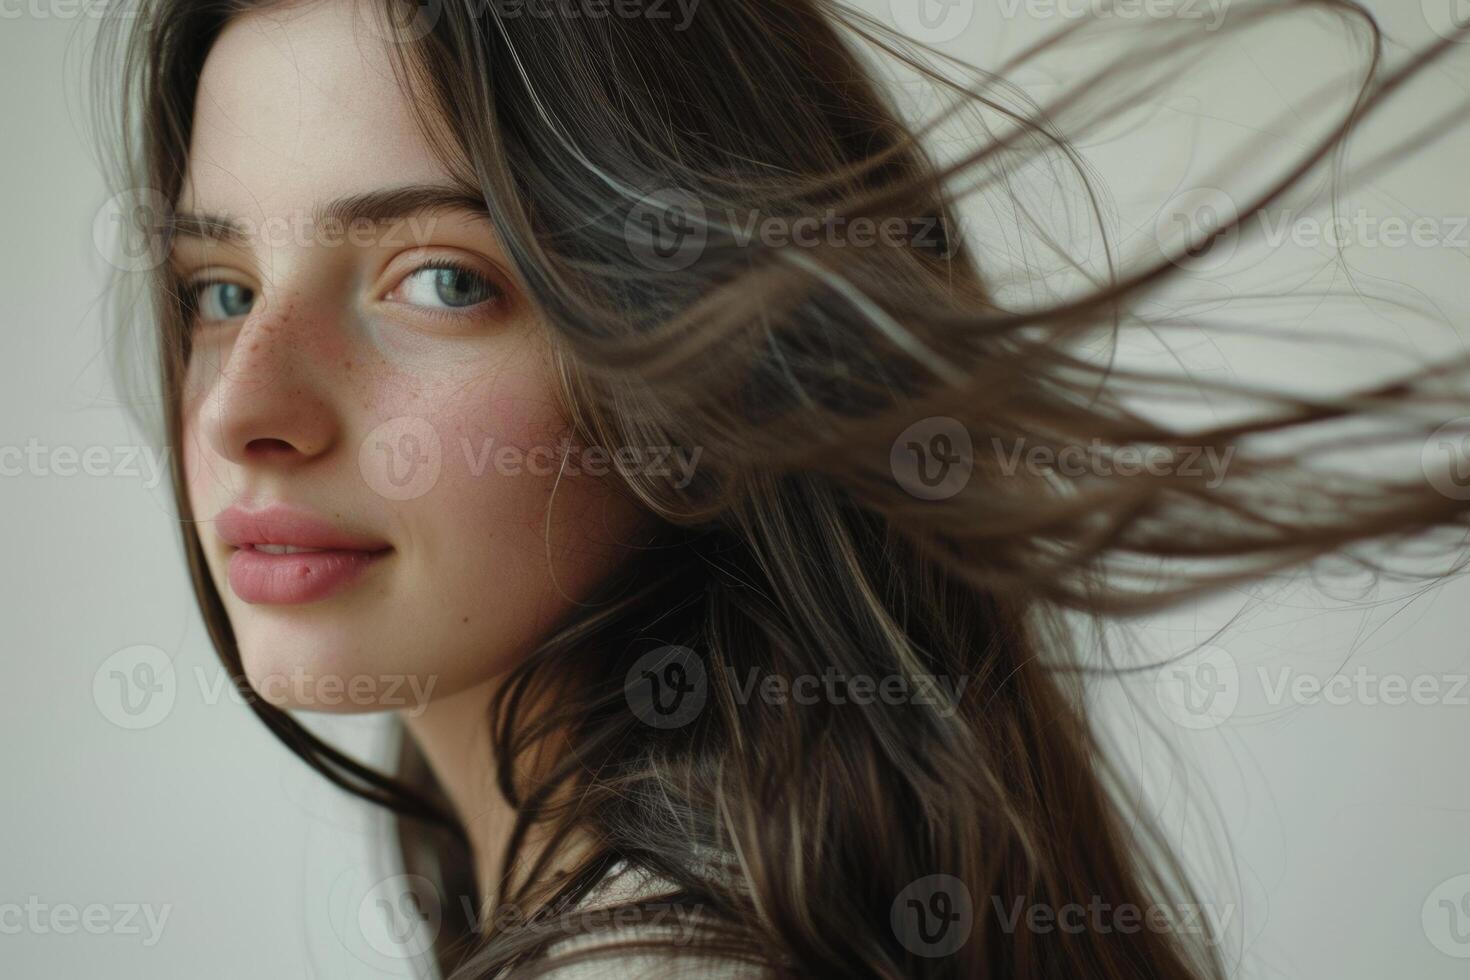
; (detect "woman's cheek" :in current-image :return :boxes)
[180,413,223,581]
[179,344,228,511]
[384,371,643,687]
[391,367,581,572]
[176,322,647,707]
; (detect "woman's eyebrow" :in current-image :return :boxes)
[169,183,492,246]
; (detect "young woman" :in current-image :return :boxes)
[95,0,1470,977]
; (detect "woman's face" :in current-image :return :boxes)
[176,0,645,713]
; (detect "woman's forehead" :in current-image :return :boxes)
[182,0,450,220]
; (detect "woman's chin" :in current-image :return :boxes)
[236,630,440,716]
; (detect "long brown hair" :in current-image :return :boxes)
[95,0,1470,977]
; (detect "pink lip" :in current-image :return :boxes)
[214,502,392,606]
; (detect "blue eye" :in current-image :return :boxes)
[397,263,502,310]
[191,281,255,322]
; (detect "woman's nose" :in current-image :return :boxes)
[195,295,343,470]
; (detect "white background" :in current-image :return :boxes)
[2,0,1469,977]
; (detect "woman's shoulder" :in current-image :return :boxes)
[533,860,775,980]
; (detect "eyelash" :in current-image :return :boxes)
[179,260,508,324]
[406,259,507,321]
[180,276,231,313]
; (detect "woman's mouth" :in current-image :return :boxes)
[213,501,393,605]
[226,544,392,605]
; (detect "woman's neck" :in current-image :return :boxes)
[399,677,589,924]
[400,678,513,918]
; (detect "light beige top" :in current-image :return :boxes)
[530,860,773,979]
